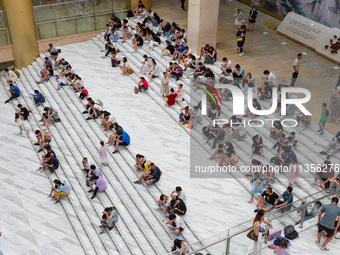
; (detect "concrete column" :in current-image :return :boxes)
[0,0,39,68]
[129,0,151,10]
[187,0,219,55]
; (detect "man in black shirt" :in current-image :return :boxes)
[132,34,143,52]
[134,163,161,185]
[193,62,206,83]
[162,40,175,56]
[17,104,29,120]
[43,156,59,174]
[255,187,279,212]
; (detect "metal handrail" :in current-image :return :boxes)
[181,190,339,255]
[224,189,326,234]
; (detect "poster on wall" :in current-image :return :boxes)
[252,0,340,28]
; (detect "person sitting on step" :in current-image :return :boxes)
[112,130,130,154]
[88,174,107,199]
[134,163,161,185]
[49,179,71,203]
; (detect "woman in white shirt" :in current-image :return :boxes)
[120,57,131,75]
[72,75,84,92]
[149,60,160,83]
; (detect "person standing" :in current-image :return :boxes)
[180,0,185,12]
[98,141,109,167]
[249,172,264,203]
[247,5,258,31]
[318,103,329,135]
[234,8,243,30]
[316,197,340,251]
[236,25,246,57]
[328,87,340,123]
[290,53,302,87]
[15,113,24,134]
[252,209,272,255]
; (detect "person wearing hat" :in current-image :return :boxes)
[234,8,243,30]
[112,130,130,154]
[5,81,20,103]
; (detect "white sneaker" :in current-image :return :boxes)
[239,54,242,57]
[320,246,330,251]
[241,52,244,55]
[335,233,340,239]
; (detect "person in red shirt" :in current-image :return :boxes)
[137,77,149,93]
[79,87,89,100]
[166,88,176,106]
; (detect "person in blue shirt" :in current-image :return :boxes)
[49,179,71,203]
[233,64,245,81]
[280,148,297,167]
[112,130,130,154]
[172,44,185,62]
[275,186,293,212]
[33,89,45,106]
[109,29,119,42]
[134,163,161,185]
[5,82,20,103]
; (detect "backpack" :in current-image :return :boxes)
[270,156,281,166]
[97,99,104,107]
[251,9,258,20]
[144,160,152,172]
[127,10,134,18]
[44,131,52,143]
[273,236,291,246]
[284,225,299,240]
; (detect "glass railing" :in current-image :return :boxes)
[33,0,128,39]
[0,10,10,45]
[166,189,339,255]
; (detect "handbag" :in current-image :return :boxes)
[247,229,258,241]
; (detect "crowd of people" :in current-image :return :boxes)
[103,2,340,253]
